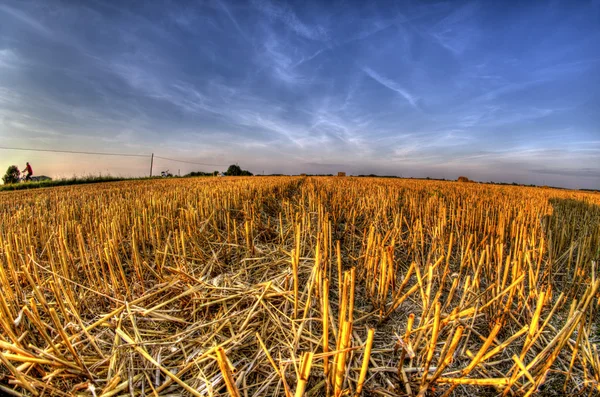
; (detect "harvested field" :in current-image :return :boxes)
[0,176,599,396]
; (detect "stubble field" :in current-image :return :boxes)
[0,176,598,396]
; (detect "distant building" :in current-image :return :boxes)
[337,172,346,177]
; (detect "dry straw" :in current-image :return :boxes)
[0,176,599,396]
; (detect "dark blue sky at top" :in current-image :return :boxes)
[0,0,599,188]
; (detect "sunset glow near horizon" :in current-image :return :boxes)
[1,0,599,189]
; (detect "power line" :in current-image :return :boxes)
[0,146,148,157]
[0,146,230,167]
[153,156,227,167]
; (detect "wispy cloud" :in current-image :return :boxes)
[363,67,419,109]
[0,49,19,68]
[261,34,306,85]
[428,2,480,55]
[213,0,246,37]
[0,3,53,36]
[532,168,600,178]
[473,79,549,103]
[252,0,328,41]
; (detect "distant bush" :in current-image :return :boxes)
[186,171,215,177]
[225,164,253,176]
[457,176,470,182]
[2,165,20,184]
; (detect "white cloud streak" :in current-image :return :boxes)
[252,0,328,41]
[0,4,53,36]
[363,67,419,109]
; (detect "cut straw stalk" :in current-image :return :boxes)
[462,320,503,375]
[333,321,352,397]
[322,278,330,377]
[47,308,89,376]
[217,346,242,397]
[355,328,375,396]
[397,313,415,377]
[292,249,299,319]
[422,301,441,383]
[520,290,546,359]
[436,377,509,387]
[295,352,314,397]
[428,326,464,383]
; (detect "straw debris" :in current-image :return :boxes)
[0,177,599,396]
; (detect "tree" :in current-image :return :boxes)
[2,165,20,184]
[225,164,253,176]
[225,164,243,176]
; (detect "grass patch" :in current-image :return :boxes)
[0,175,142,191]
[0,174,219,192]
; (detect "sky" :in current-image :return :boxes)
[0,0,599,189]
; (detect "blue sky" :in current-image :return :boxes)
[0,0,599,188]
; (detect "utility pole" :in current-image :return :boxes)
[150,153,154,177]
